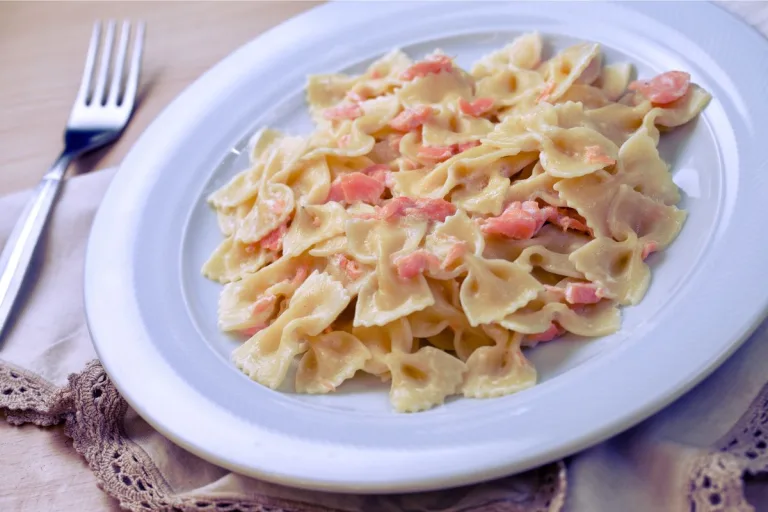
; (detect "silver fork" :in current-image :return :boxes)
[0,20,145,340]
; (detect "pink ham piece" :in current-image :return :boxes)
[564,282,604,305]
[323,103,363,121]
[442,241,469,268]
[389,105,433,131]
[378,197,457,223]
[628,71,691,105]
[337,134,351,148]
[326,172,386,204]
[642,241,658,260]
[393,250,442,279]
[458,97,495,117]
[480,201,556,240]
[400,54,453,81]
[418,144,455,163]
[332,254,365,280]
[551,208,591,234]
[527,323,565,343]
[362,164,393,189]
[260,224,287,252]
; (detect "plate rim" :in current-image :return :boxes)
[84,0,768,492]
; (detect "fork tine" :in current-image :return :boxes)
[122,21,145,110]
[108,20,131,105]
[92,20,116,106]
[76,22,101,105]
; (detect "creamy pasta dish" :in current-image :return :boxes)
[202,33,711,413]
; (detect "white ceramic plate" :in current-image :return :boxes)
[85,1,768,493]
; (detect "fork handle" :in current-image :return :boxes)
[0,155,71,340]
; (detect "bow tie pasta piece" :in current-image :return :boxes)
[538,42,600,104]
[214,196,257,237]
[295,331,372,394]
[422,210,484,276]
[397,63,474,108]
[354,220,435,327]
[463,332,538,399]
[385,346,467,413]
[282,202,348,257]
[569,233,652,306]
[471,32,543,78]
[500,298,621,345]
[270,156,332,207]
[422,105,495,147]
[408,279,464,342]
[352,318,414,379]
[235,182,295,244]
[515,245,585,280]
[538,127,619,178]
[217,255,320,332]
[201,236,278,284]
[475,69,545,109]
[594,63,633,102]
[460,254,543,326]
[232,271,352,390]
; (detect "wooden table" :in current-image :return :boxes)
[0,2,766,511]
[0,1,320,195]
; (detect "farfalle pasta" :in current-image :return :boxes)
[203,33,711,412]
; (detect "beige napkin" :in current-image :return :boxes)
[1,165,767,512]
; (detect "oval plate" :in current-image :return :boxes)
[85,1,768,493]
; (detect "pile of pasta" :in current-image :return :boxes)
[202,33,711,412]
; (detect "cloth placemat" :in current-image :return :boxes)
[3,3,768,510]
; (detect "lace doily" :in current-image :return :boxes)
[0,359,566,512]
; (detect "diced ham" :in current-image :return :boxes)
[378,197,457,223]
[584,145,616,166]
[458,97,495,117]
[332,253,365,280]
[369,69,383,79]
[239,324,268,337]
[251,294,277,315]
[642,241,658,260]
[260,224,287,252]
[537,80,556,103]
[393,250,442,279]
[527,323,565,343]
[389,105,433,131]
[551,208,591,234]
[326,172,386,204]
[362,163,392,188]
[418,144,455,163]
[564,282,604,305]
[442,241,469,268]
[323,103,363,121]
[479,201,556,240]
[628,71,691,105]
[400,54,454,81]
